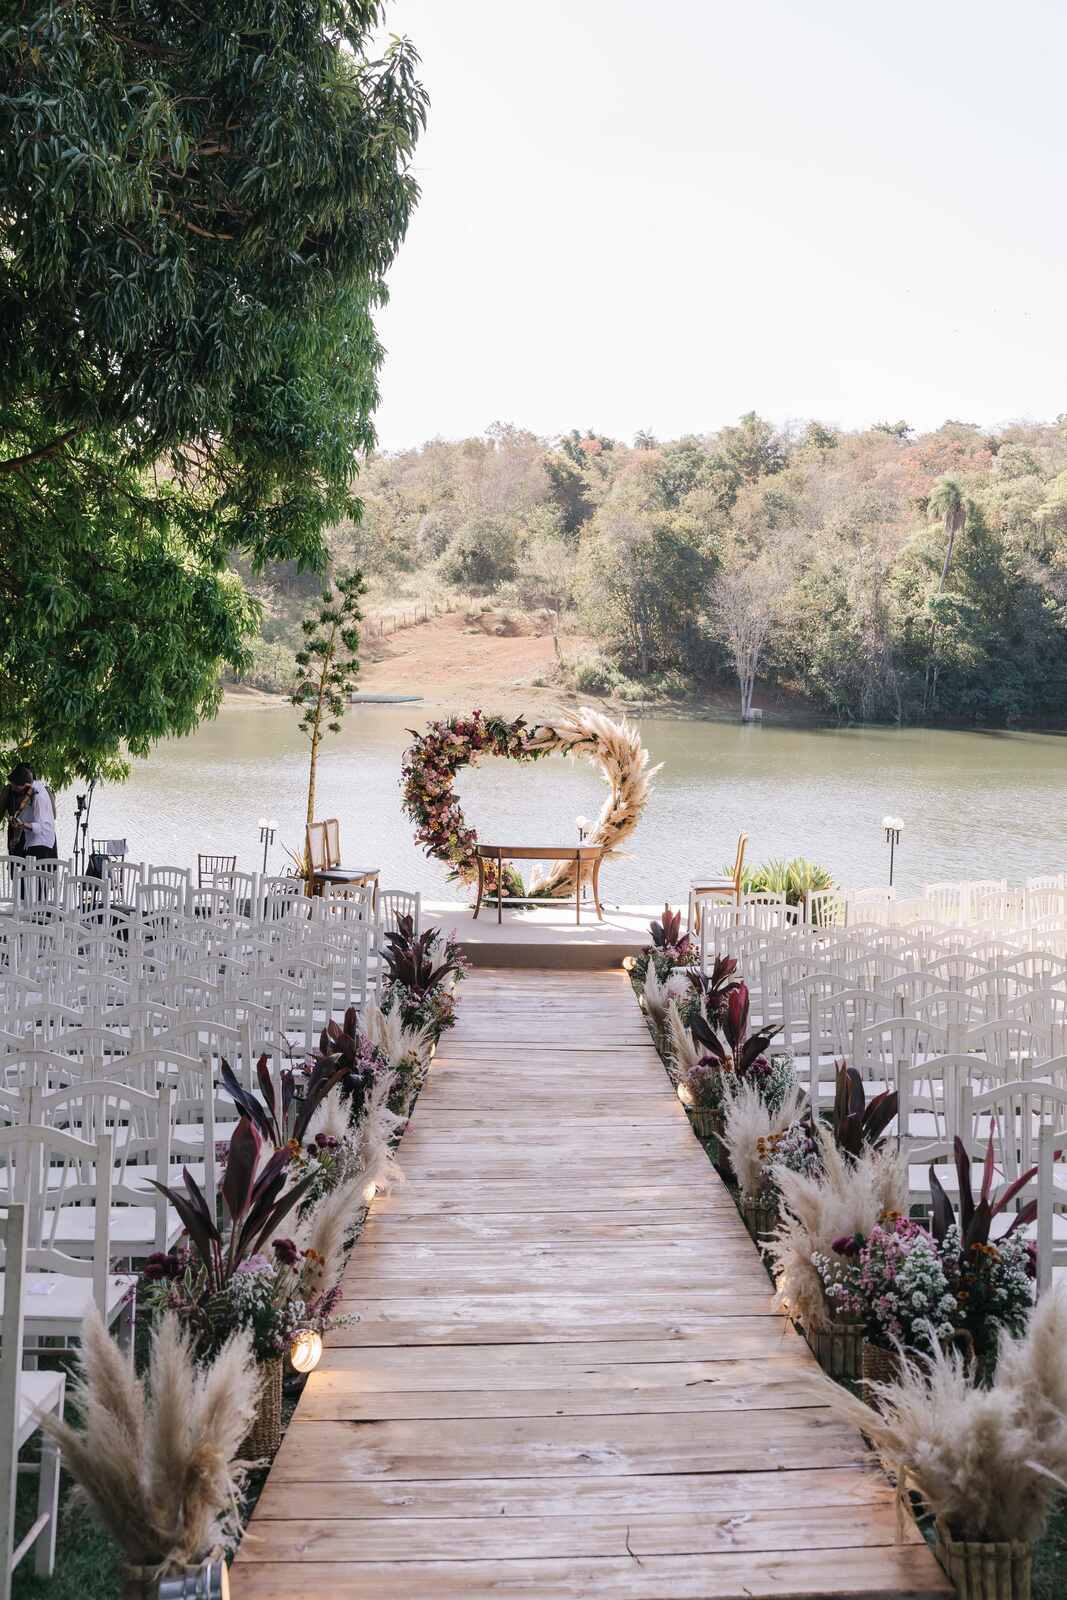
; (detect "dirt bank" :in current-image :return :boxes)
[224,611,817,724]
[356,611,589,718]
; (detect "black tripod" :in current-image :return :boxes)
[71,781,96,875]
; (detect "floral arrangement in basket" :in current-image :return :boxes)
[815,1216,960,1358]
[817,1288,1067,1594]
[815,1137,1035,1370]
[679,983,792,1115]
[144,1117,349,1361]
[380,914,468,1042]
[674,954,741,1029]
[220,1048,362,1213]
[305,1005,394,1122]
[141,1233,346,1363]
[721,1086,816,1207]
[770,1132,910,1335]
[632,905,698,986]
[39,1309,259,1589]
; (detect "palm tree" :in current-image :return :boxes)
[923,477,967,714]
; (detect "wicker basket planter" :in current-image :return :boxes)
[935,1522,1033,1600]
[862,1340,902,1390]
[687,1104,723,1141]
[740,1194,778,1245]
[805,1314,864,1380]
[243,1357,283,1460]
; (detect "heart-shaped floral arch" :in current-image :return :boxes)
[401,706,659,897]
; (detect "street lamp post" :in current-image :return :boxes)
[881,815,903,888]
[258,817,278,876]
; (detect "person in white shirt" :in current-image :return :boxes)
[5,764,57,859]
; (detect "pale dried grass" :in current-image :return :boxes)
[357,1069,405,1193]
[721,1081,805,1201]
[362,999,432,1072]
[39,1309,257,1572]
[665,998,700,1082]
[524,707,660,896]
[816,1287,1067,1544]
[768,1126,908,1331]
[296,1177,360,1299]
[303,1085,351,1145]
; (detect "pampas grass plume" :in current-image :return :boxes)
[665,999,700,1082]
[769,1127,908,1331]
[39,1309,257,1572]
[816,1288,1067,1545]
[721,1081,805,1200]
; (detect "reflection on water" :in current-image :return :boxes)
[55,706,1067,903]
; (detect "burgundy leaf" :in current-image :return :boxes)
[221,1117,262,1229]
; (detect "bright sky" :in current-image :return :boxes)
[373,0,1067,451]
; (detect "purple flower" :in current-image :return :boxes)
[142,1249,184,1283]
[272,1237,300,1268]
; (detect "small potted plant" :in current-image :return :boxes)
[720,1080,806,1246]
[927,1136,1037,1377]
[679,984,789,1165]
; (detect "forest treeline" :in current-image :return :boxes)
[246,415,1067,725]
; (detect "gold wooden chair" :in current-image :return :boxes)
[689,831,748,935]
[305,818,379,905]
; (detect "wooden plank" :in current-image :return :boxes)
[236,1502,919,1561]
[294,1342,813,1390]
[329,1297,793,1344]
[373,1182,728,1216]
[343,1257,763,1294]
[266,1408,869,1480]
[293,1375,823,1422]
[230,1547,951,1598]
[250,1464,897,1522]
[359,1215,735,1244]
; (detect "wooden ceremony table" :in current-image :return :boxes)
[474,844,607,925]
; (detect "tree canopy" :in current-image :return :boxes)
[295,414,1067,727]
[0,1,426,783]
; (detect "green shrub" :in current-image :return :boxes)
[734,856,834,906]
[572,655,621,695]
[235,637,299,693]
[438,516,521,588]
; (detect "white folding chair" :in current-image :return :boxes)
[0,1126,136,1348]
[0,1203,64,1596]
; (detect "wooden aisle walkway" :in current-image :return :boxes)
[234,969,950,1599]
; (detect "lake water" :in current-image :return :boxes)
[54,706,1066,903]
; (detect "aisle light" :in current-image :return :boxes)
[290,1328,324,1374]
[156,1557,229,1598]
